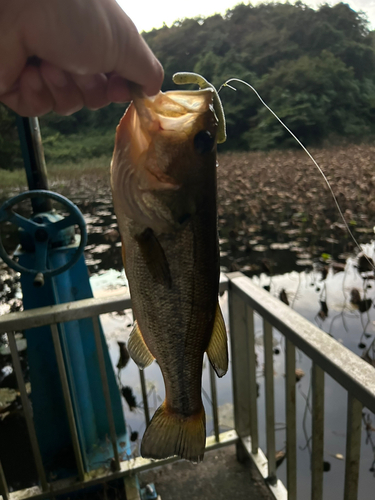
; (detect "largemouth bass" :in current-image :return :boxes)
[110,83,228,463]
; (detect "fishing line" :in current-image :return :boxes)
[219,78,375,271]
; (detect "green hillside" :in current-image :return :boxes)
[1,2,375,170]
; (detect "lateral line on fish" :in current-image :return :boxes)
[219,77,374,271]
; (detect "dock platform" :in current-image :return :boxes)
[139,445,274,500]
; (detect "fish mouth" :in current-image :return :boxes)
[111,84,217,233]
[126,84,216,162]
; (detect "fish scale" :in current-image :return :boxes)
[126,213,218,416]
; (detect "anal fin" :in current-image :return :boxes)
[206,303,228,377]
[128,321,154,369]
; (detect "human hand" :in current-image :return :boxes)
[0,0,163,117]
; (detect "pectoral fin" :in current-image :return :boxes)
[206,304,228,377]
[128,321,154,369]
[135,228,172,288]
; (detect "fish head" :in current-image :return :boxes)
[111,85,218,234]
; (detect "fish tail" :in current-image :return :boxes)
[141,402,206,463]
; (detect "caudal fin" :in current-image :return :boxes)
[141,402,206,463]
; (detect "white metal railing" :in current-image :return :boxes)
[227,271,375,500]
[0,272,374,500]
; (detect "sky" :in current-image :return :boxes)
[117,0,375,33]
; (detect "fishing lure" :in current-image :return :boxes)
[173,72,227,144]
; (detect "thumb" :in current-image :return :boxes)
[112,11,164,96]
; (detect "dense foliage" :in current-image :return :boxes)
[0,107,22,171]
[144,1,375,150]
[1,2,375,169]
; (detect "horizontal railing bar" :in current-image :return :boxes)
[0,295,131,333]
[0,277,228,334]
[8,430,238,500]
[241,436,288,500]
[227,272,375,414]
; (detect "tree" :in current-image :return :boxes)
[0,105,22,170]
[245,51,375,149]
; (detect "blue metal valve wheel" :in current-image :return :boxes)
[0,190,87,278]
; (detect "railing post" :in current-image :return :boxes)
[228,273,252,462]
[139,368,150,427]
[311,363,324,500]
[92,317,121,471]
[7,331,49,492]
[285,340,297,500]
[344,394,362,500]
[50,323,86,481]
[264,319,276,483]
[209,364,220,442]
[246,304,259,454]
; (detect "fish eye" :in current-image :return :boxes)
[194,130,215,154]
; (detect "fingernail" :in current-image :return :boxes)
[46,66,68,88]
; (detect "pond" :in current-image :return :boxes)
[1,145,375,497]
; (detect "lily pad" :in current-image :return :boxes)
[0,338,27,355]
[253,245,268,252]
[270,243,290,250]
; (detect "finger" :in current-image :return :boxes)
[107,74,131,103]
[0,64,54,117]
[72,73,111,110]
[0,3,27,94]
[111,9,164,96]
[40,62,84,115]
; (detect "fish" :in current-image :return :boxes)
[110,83,228,463]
